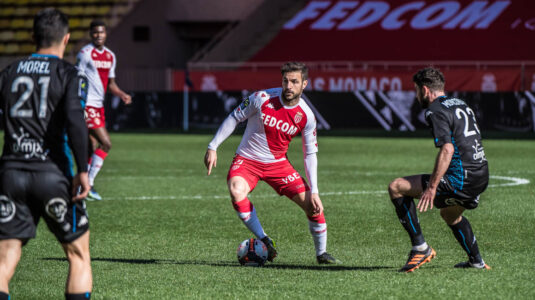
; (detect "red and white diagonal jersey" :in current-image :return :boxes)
[233,88,318,163]
[75,43,116,108]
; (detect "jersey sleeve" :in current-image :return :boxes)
[231,92,262,122]
[64,70,89,172]
[75,50,89,74]
[108,51,116,79]
[302,115,318,154]
[426,109,452,147]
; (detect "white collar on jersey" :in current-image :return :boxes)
[278,93,302,109]
[91,44,106,54]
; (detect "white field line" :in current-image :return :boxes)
[104,175,530,201]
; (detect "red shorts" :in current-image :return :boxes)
[85,106,105,129]
[227,154,309,198]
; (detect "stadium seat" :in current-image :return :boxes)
[58,6,72,15]
[70,6,84,16]
[97,6,111,15]
[0,7,15,16]
[14,31,31,41]
[70,30,86,41]
[20,44,34,54]
[14,7,30,16]
[10,19,27,29]
[0,0,141,58]
[4,43,20,54]
[80,18,92,28]
[69,18,81,28]
[0,31,14,41]
[84,6,99,15]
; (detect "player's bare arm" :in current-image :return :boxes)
[108,78,131,104]
[204,149,217,175]
[205,114,239,175]
[72,172,90,201]
[310,193,323,215]
[418,143,454,212]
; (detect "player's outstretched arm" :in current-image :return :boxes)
[418,143,454,212]
[204,149,217,175]
[205,115,239,175]
[108,78,132,105]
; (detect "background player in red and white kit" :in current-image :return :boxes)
[204,62,340,264]
[76,20,131,201]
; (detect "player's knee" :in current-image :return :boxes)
[388,178,403,194]
[228,183,247,202]
[65,243,90,266]
[100,140,112,152]
[440,209,462,225]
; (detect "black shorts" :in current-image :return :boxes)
[0,168,89,244]
[421,174,488,210]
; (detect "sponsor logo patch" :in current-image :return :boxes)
[45,198,68,223]
[0,195,16,223]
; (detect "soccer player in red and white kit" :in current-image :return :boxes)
[76,20,131,201]
[204,62,340,264]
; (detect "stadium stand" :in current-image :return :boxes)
[0,0,139,66]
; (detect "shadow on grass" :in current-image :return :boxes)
[43,257,393,271]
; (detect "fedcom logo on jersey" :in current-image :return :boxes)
[261,113,298,135]
[93,60,112,69]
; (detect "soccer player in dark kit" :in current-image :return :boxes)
[0,8,92,299]
[388,67,490,273]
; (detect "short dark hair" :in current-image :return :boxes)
[90,20,106,30]
[281,61,308,81]
[33,8,69,49]
[412,67,445,91]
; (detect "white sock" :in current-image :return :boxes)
[412,242,429,252]
[308,221,327,256]
[88,153,105,187]
[236,207,266,239]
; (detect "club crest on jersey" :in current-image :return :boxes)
[294,112,303,124]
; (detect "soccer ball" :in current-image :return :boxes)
[237,238,268,266]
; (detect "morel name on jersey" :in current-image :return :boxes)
[17,60,51,74]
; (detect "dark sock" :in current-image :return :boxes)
[0,291,9,300]
[65,292,91,300]
[391,196,426,246]
[449,216,482,263]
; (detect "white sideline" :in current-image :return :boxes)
[103,175,530,201]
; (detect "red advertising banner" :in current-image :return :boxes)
[173,68,521,92]
[250,0,535,61]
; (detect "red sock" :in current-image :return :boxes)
[307,212,326,224]
[94,148,108,159]
[232,197,253,213]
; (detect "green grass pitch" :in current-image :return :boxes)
[7,133,535,299]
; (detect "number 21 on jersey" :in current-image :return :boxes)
[10,75,50,118]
